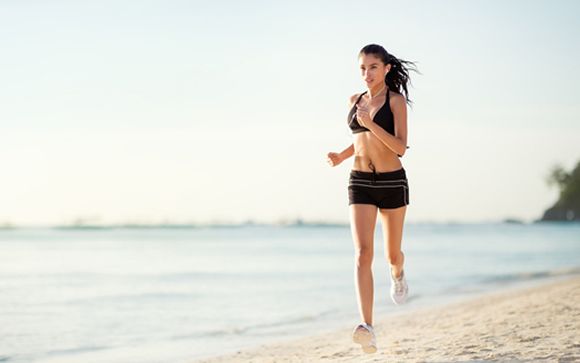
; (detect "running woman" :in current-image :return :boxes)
[326,43,419,354]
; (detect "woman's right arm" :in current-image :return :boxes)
[326,94,358,167]
[340,93,359,160]
[326,143,354,167]
[339,143,354,160]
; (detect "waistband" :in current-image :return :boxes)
[350,167,406,180]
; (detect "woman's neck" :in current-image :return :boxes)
[367,83,387,99]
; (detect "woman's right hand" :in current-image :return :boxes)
[326,152,344,167]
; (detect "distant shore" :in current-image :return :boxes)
[193,275,580,362]
[1,219,579,230]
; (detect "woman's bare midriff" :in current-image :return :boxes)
[352,131,402,173]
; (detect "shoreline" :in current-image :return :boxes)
[192,274,580,362]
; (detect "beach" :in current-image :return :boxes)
[193,275,580,362]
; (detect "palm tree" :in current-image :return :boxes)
[541,160,580,221]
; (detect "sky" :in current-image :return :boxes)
[1,0,579,226]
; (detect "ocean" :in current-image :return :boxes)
[0,222,579,363]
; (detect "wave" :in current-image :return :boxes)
[170,308,339,341]
[477,266,580,285]
[439,266,580,295]
[62,292,201,305]
[46,345,110,356]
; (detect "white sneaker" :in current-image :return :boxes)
[390,268,408,305]
[352,323,377,354]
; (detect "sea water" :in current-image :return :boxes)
[0,222,579,363]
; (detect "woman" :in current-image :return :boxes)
[326,44,418,354]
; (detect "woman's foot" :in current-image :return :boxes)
[390,267,408,304]
[352,323,377,354]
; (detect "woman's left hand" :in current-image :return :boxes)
[356,104,374,128]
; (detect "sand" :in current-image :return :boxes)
[193,276,580,362]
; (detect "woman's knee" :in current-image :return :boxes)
[387,250,404,266]
[354,245,373,268]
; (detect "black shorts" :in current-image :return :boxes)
[348,167,409,209]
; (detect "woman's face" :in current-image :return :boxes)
[359,53,391,88]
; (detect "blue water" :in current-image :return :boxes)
[0,222,579,363]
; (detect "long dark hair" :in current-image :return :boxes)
[359,44,420,107]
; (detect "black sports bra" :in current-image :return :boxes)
[347,90,394,135]
[347,89,410,157]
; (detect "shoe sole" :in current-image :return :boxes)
[352,328,377,354]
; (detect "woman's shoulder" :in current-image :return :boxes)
[348,92,363,108]
[389,90,407,105]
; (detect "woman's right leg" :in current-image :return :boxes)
[349,203,378,325]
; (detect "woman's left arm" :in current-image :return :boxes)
[367,94,408,157]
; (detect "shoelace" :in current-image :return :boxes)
[394,279,405,294]
[392,271,405,294]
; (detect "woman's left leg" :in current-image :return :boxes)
[378,205,407,279]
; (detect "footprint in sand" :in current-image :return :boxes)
[518,335,541,342]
